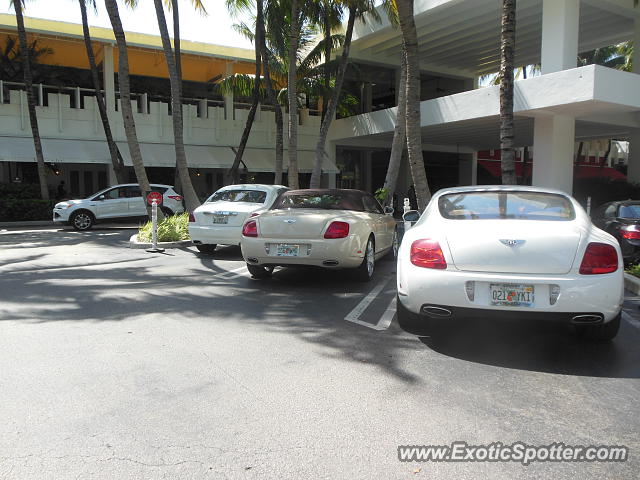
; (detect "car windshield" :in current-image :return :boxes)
[207,190,267,204]
[439,191,575,221]
[272,193,364,211]
[618,204,640,218]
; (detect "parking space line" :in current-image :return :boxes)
[215,266,247,279]
[344,277,394,330]
[622,311,640,331]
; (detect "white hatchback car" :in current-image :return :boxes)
[189,184,288,254]
[397,186,624,341]
[53,183,185,231]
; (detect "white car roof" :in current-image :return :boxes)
[215,184,287,192]
[434,185,573,197]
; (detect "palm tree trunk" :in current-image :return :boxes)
[287,0,300,189]
[225,0,264,185]
[14,1,49,201]
[310,5,357,189]
[79,0,126,184]
[104,0,155,218]
[258,1,284,185]
[499,0,517,185]
[153,0,200,212]
[321,8,331,124]
[171,0,182,194]
[397,0,430,210]
[382,53,408,206]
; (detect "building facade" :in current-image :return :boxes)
[2,0,640,201]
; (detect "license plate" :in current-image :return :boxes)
[212,215,228,224]
[276,244,299,257]
[490,283,534,307]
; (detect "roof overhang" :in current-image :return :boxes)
[329,65,640,150]
[349,0,639,76]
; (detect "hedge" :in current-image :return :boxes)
[0,198,58,222]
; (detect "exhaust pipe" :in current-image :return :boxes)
[247,257,259,264]
[421,305,452,317]
[571,314,603,324]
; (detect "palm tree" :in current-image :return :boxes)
[78,0,126,184]
[104,0,154,217]
[152,0,201,212]
[396,0,430,209]
[499,0,516,185]
[382,52,407,206]
[12,0,49,200]
[310,1,362,189]
[224,0,264,185]
[287,0,302,189]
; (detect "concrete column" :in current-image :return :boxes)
[633,17,640,74]
[457,153,476,186]
[103,44,115,112]
[471,151,478,185]
[362,83,372,113]
[627,129,640,183]
[541,0,579,74]
[532,115,576,193]
[224,62,234,121]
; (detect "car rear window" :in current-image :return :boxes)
[438,191,575,221]
[207,190,267,204]
[618,204,640,218]
[272,192,364,211]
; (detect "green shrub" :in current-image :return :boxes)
[0,198,58,221]
[0,183,44,200]
[626,264,640,279]
[138,212,190,243]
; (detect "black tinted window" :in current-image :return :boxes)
[208,190,267,204]
[618,205,640,218]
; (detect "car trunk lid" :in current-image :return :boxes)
[444,220,582,274]
[258,209,347,239]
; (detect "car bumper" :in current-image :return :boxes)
[189,225,242,245]
[397,265,624,323]
[241,235,365,269]
[53,209,71,223]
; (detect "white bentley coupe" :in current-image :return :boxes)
[240,189,399,281]
[397,186,624,341]
[189,184,288,254]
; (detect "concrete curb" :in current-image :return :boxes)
[128,234,193,249]
[624,273,640,295]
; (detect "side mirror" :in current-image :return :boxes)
[384,206,394,215]
[95,194,106,201]
[403,210,420,223]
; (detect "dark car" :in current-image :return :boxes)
[591,200,640,264]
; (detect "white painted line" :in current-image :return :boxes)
[344,277,392,330]
[622,311,640,331]
[374,295,397,331]
[215,265,247,279]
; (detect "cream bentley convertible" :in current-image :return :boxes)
[240,189,399,281]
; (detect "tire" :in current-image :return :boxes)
[70,210,94,231]
[385,228,399,261]
[354,236,375,282]
[196,244,217,254]
[583,312,621,342]
[247,264,274,279]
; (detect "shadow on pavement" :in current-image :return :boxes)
[414,316,640,379]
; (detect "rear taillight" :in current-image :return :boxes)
[620,225,640,240]
[188,213,195,222]
[324,221,350,239]
[579,242,618,274]
[242,220,258,237]
[410,239,447,269]
[168,195,183,201]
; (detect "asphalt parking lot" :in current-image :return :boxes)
[1,226,639,479]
